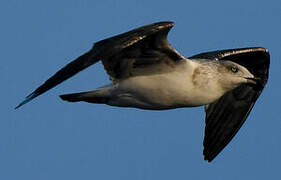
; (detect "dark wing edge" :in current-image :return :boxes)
[15,21,176,109]
[95,21,184,79]
[189,47,270,162]
[15,50,99,109]
[94,21,182,60]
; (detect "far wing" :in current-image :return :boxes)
[16,21,183,109]
[189,47,270,162]
[98,21,184,79]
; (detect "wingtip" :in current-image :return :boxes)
[204,156,213,163]
[15,92,38,109]
[203,149,215,163]
[15,100,28,109]
[15,103,23,109]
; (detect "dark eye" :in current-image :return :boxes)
[231,66,238,73]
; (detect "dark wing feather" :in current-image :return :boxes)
[16,21,182,109]
[15,50,99,109]
[98,21,183,79]
[189,47,270,162]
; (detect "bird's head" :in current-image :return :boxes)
[217,61,259,91]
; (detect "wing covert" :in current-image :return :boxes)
[97,21,184,79]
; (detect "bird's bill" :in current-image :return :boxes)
[245,77,261,84]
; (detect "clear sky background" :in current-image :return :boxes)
[2,0,281,179]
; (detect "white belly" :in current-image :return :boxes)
[109,69,224,110]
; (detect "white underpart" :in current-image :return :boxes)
[105,59,227,110]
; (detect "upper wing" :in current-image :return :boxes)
[98,21,183,79]
[16,21,183,109]
[189,47,270,162]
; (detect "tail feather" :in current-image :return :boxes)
[60,89,110,104]
[60,93,86,102]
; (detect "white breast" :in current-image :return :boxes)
[109,59,226,109]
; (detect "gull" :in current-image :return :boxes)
[16,21,270,162]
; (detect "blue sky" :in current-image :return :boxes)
[2,0,281,179]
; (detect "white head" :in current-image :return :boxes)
[191,60,258,93]
[217,61,258,91]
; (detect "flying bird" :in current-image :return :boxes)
[16,21,270,162]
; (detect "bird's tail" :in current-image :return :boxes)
[60,88,111,104]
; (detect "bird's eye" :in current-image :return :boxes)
[231,66,238,73]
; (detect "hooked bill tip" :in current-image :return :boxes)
[245,77,265,89]
[245,77,260,84]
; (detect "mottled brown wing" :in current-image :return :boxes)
[16,21,183,109]
[189,47,270,162]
